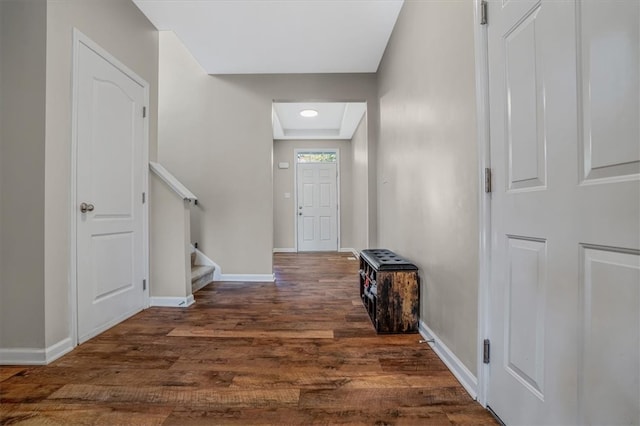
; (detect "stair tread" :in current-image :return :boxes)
[191,264,215,281]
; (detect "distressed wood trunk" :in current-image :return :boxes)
[359,249,419,333]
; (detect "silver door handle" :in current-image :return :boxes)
[80,202,95,213]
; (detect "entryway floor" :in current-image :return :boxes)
[0,252,496,425]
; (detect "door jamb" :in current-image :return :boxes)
[69,29,150,346]
[293,148,341,252]
[473,0,492,407]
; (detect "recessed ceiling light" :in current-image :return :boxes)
[300,109,318,118]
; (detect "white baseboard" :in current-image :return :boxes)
[212,263,222,281]
[218,273,276,282]
[419,319,478,399]
[0,337,74,365]
[46,337,74,363]
[339,248,359,258]
[273,248,359,257]
[149,295,195,308]
[0,347,47,365]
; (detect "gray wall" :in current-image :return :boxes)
[350,115,369,253]
[158,31,378,275]
[0,2,3,340]
[376,0,479,374]
[0,2,2,307]
[150,174,191,299]
[273,139,353,251]
[1,0,159,352]
[0,0,47,349]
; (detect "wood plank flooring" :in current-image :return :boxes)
[0,252,496,425]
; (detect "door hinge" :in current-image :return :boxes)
[483,339,490,364]
[143,279,147,291]
[480,0,488,25]
[485,167,492,193]
[142,192,146,204]
[142,106,147,118]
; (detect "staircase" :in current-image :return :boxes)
[191,247,215,292]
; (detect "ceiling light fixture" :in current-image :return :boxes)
[300,109,318,118]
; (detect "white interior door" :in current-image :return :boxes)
[297,162,338,251]
[75,39,147,344]
[487,1,640,424]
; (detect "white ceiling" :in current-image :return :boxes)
[273,102,366,140]
[132,0,404,74]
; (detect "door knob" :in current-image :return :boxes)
[80,202,95,213]
[298,212,302,216]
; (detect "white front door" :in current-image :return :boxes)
[487,1,639,424]
[297,162,338,251]
[75,37,147,344]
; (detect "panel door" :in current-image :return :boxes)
[487,0,639,424]
[297,163,338,251]
[76,41,146,343]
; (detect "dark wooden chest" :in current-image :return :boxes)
[359,249,419,333]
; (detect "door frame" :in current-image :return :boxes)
[473,0,492,408]
[69,29,150,346]
[293,148,341,252]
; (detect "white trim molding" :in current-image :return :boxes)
[339,248,360,258]
[149,295,195,308]
[0,348,48,365]
[218,274,276,282]
[46,338,75,363]
[273,248,296,253]
[0,337,74,365]
[419,320,478,400]
[473,0,492,407]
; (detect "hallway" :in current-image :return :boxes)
[1,253,495,425]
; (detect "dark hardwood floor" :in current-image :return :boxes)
[1,252,496,425]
